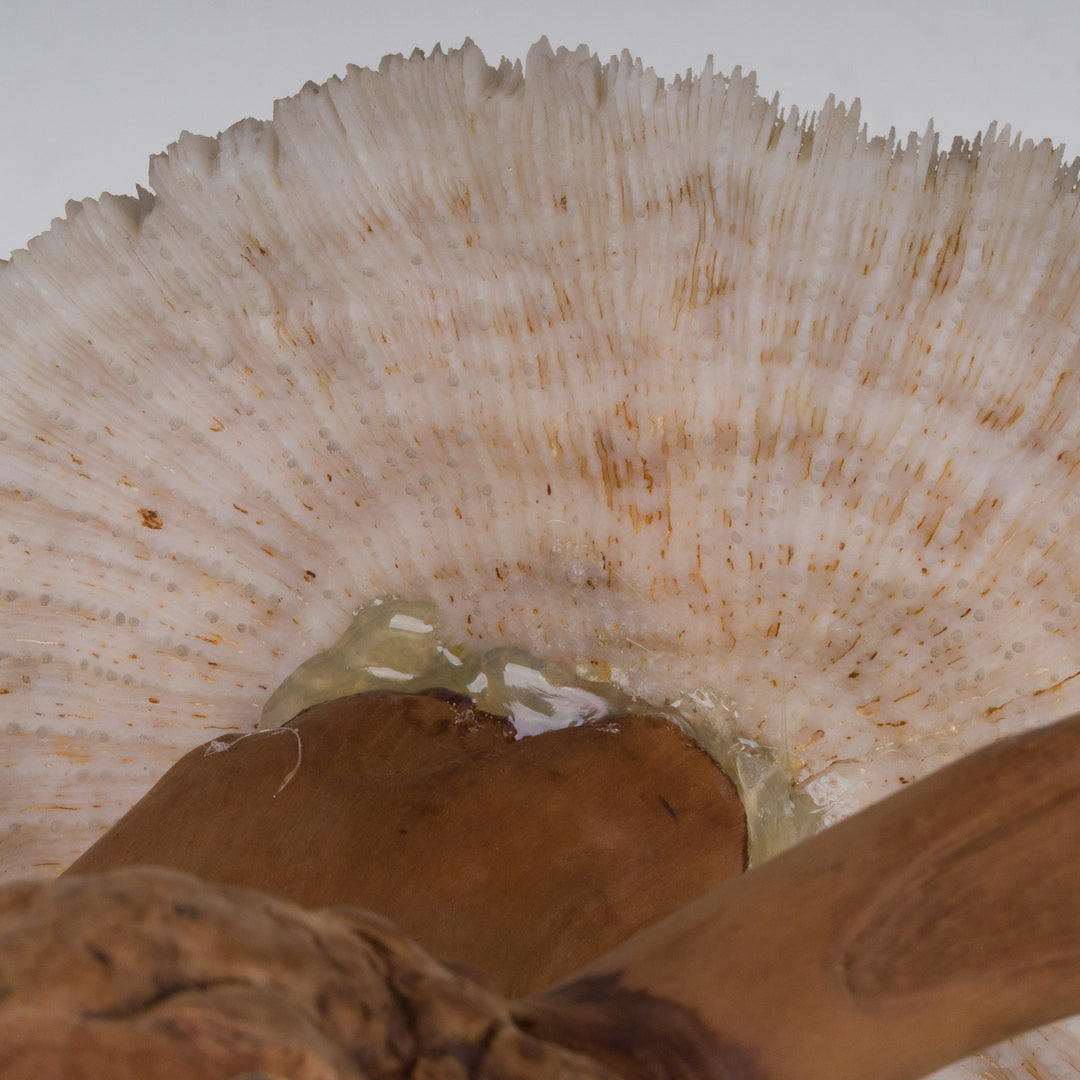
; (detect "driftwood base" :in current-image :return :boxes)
[0,865,635,1080]
[66,689,748,997]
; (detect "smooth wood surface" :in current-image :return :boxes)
[520,712,1080,1080]
[65,689,747,999]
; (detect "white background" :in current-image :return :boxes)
[4,0,1080,260]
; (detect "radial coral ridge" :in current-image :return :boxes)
[3,40,1080,892]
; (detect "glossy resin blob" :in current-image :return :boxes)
[3,39,1080,1078]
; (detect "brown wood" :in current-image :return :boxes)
[65,689,747,999]
[518,711,1080,1080]
[0,865,623,1080]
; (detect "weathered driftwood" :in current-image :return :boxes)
[18,698,1080,1079]
[520,710,1080,1079]
[0,864,621,1080]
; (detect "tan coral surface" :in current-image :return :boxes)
[3,39,1080,1079]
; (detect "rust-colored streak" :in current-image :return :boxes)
[138,509,163,530]
[1033,670,1080,698]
